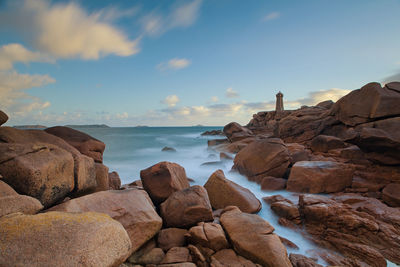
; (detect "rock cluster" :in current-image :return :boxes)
[207,81,400,266]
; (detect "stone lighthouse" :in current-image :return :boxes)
[275,91,284,112]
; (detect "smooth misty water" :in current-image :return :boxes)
[77,126,397,267]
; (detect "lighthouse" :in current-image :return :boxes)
[275,91,284,112]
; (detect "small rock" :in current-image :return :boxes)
[261,176,287,191]
[157,228,188,252]
[162,147,177,152]
[109,171,121,190]
[160,247,191,264]
[382,183,400,207]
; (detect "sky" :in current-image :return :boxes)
[0,0,399,127]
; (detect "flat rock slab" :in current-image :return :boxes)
[287,161,354,193]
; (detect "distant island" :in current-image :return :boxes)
[13,125,47,129]
[65,124,110,128]
[134,125,149,128]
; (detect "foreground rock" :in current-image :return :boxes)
[210,249,261,267]
[48,188,162,253]
[0,194,43,217]
[220,206,292,267]
[0,143,74,207]
[382,183,400,207]
[141,161,190,205]
[287,161,354,193]
[160,185,213,228]
[233,138,290,182]
[45,126,106,163]
[310,135,347,152]
[204,170,261,213]
[0,110,8,126]
[157,228,188,251]
[0,211,131,266]
[0,126,97,195]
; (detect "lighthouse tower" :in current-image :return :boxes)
[275,91,284,112]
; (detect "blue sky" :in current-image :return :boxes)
[1,0,399,126]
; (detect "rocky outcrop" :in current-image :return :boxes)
[108,171,121,190]
[162,146,177,152]
[223,122,254,142]
[141,161,190,205]
[287,161,354,193]
[48,188,162,253]
[45,126,106,163]
[220,206,292,267]
[0,211,132,267]
[233,138,290,181]
[331,82,400,126]
[204,170,261,213]
[0,143,74,207]
[0,110,8,126]
[160,185,213,228]
[289,254,322,267]
[0,127,97,195]
[201,129,224,136]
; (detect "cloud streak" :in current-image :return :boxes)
[225,87,239,98]
[157,58,191,71]
[262,12,280,22]
[161,95,180,107]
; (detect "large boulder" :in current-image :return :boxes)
[287,161,354,193]
[140,161,190,205]
[0,127,97,195]
[233,138,290,180]
[160,185,213,228]
[0,211,132,266]
[48,188,162,253]
[0,180,17,197]
[220,206,291,267]
[204,170,261,213]
[332,82,400,126]
[45,126,106,163]
[0,110,8,126]
[0,143,74,207]
[223,122,254,142]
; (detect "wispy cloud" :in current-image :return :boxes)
[157,58,191,71]
[161,95,180,107]
[262,12,280,22]
[141,0,202,37]
[0,43,54,70]
[383,71,400,84]
[225,87,239,98]
[0,70,54,117]
[1,0,139,60]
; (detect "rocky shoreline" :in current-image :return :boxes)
[0,81,399,267]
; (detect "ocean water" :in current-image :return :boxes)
[77,126,396,267]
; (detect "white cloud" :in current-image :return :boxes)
[157,58,191,71]
[161,95,180,107]
[225,87,239,98]
[0,43,54,70]
[2,0,139,60]
[141,0,202,36]
[0,70,54,118]
[262,12,280,22]
[210,96,219,103]
[383,71,400,84]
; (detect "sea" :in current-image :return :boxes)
[77,126,397,267]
